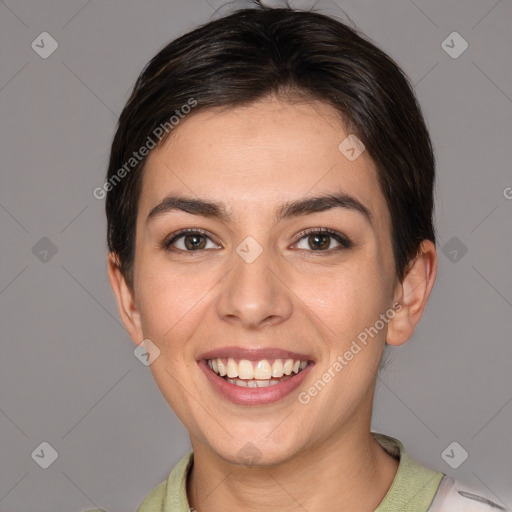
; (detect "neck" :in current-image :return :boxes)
[187,428,399,512]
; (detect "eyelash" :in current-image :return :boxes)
[161,227,352,254]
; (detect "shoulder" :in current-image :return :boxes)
[428,475,510,512]
[82,479,169,512]
[137,451,194,512]
[371,432,509,512]
[136,479,167,512]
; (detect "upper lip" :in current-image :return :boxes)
[198,346,315,362]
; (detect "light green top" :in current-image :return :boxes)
[133,432,444,512]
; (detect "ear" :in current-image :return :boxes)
[107,253,143,346]
[386,240,437,347]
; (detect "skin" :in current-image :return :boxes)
[108,95,437,511]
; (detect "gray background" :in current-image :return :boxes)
[1,0,511,511]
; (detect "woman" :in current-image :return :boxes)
[102,3,508,511]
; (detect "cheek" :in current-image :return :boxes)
[135,263,206,418]
[135,256,215,347]
[295,252,391,340]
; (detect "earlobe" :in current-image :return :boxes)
[107,253,143,345]
[386,240,437,347]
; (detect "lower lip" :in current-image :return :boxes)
[198,359,314,406]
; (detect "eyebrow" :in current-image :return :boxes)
[146,192,373,226]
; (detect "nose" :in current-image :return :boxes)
[215,241,294,330]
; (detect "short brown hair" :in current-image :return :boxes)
[105,4,436,290]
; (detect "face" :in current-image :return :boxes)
[121,96,402,465]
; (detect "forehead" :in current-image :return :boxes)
[138,97,389,231]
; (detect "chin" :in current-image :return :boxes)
[207,433,305,468]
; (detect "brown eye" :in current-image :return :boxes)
[295,228,352,252]
[163,229,219,252]
[182,233,207,250]
[307,233,331,250]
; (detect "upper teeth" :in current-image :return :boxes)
[207,358,308,379]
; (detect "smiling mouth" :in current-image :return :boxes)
[206,357,310,388]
